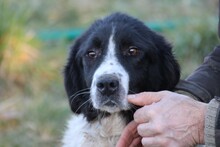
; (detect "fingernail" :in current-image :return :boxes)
[128,94,136,99]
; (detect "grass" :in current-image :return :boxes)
[0,39,70,146]
[0,0,219,146]
[0,94,70,147]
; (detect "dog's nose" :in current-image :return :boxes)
[96,75,119,96]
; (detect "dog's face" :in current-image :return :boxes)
[64,13,180,121]
[88,34,130,113]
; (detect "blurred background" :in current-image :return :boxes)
[0,0,219,146]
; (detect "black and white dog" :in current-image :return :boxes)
[62,13,180,147]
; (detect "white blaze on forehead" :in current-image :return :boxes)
[96,35,121,75]
[90,32,130,111]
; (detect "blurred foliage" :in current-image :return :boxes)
[164,17,219,77]
[170,18,218,58]
[0,0,38,95]
[0,0,67,96]
[0,93,68,147]
[0,0,219,146]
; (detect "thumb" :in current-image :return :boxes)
[116,121,139,147]
[128,91,164,106]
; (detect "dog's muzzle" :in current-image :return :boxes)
[91,73,130,113]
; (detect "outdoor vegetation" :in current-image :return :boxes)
[0,0,219,146]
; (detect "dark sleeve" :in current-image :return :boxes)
[175,46,220,103]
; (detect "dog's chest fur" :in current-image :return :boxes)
[62,113,126,147]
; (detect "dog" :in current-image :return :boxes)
[62,13,180,147]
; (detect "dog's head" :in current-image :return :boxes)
[64,13,180,121]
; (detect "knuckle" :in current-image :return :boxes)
[158,138,170,147]
[147,108,156,117]
[141,138,154,146]
[141,138,146,146]
[154,123,164,134]
[133,111,140,122]
[134,106,148,123]
[137,124,142,134]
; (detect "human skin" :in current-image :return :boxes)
[116,91,207,147]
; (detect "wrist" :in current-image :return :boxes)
[176,93,207,144]
[204,98,220,146]
[197,102,207,144]
[175,92,207,144]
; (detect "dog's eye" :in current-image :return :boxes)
[127,46,138,56]
[87,50,97,58]
[87,50,98,58]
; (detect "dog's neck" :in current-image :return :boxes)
[62,113,127,146]
[83,101,135,123]
[89,113,127,137]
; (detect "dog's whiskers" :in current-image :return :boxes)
[129,109,135,114]
[102,111,106,120]
[129,104,139,113]
[75,98,91,113]
[128,90,136,94]
[70,88,90,99]
[70,91,90,105]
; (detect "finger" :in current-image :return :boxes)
[116,121,139,147]
[129,136,142,147]
[141,137,168,147]
[128,91,168,106]
[133,106,156,123]
[137,122,161,137]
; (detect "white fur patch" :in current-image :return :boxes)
[62,114,126,147]
[90,33,130,112]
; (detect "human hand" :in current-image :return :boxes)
[116,121,143,147]
[117,91,207,147]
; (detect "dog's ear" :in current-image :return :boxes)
[64,37,101,121]
[150,34,180,90]
[64,37,87,114]
[161,48,180,90]
[157,38,180,90]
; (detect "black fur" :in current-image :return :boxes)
[64,13,180,122]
